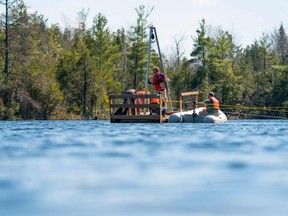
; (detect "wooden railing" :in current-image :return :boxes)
[179,91,199,112]
[109,94,165,123]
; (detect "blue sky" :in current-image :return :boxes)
[20,0,288,56]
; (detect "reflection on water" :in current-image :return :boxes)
[1,120,288,216]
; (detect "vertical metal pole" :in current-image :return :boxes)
[145,26,153,92]
[152,27,166,82]
[153,27,173,111]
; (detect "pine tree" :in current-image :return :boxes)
[88,13,122,118]
[127,5,153,90]
[190,19,211,91]
[273,23,288,65]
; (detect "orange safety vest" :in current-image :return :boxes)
[150,97,160,104]
[205,96,219,111]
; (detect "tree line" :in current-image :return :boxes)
[1,0,288,120]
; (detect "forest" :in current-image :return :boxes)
[1,0,288,120]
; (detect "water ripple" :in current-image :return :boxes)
[1,119,288,216]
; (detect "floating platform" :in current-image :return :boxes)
[109,93,169,123]
[109,91,203,123]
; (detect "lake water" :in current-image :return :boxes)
[0,120,288,216]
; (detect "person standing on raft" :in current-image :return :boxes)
[148,67,169,100]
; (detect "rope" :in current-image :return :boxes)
[220,105,288,113]
[224,111,288,120]
[163,99,288,118]
[165,100,288,111]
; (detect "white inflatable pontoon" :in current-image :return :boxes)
[168,107,227,123]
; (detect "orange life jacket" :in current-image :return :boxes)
[150,97,160,104]
[205,96,219,111]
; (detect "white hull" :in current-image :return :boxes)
[168,107,227,123]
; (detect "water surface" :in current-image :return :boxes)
[1,120,288,216]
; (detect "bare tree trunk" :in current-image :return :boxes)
[4,0,9,77]
[83,56,88,119]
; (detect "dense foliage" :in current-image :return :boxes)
[1,1,288,119]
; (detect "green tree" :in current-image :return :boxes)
[114,28,130,89]
[0,0,25,118]
[56,9,89,117]
[169,57,194,96]
[127,5,153,90]
[56,50,82,115]
[87,13,122,117]
[207,29,242,105]
[270,66,288,109]
[14,10,63,119]
[1,1,63,119]
[244,35,279,107]
[272,23,288,65]
[190,19,211,91]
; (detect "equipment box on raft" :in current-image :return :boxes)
[109,93,169,123]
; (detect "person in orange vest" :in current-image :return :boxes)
[201,92,220,115]
[150,97,167,116]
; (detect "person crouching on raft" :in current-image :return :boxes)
[150,97,167,116]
